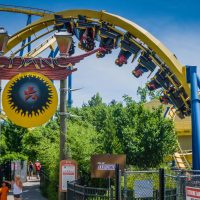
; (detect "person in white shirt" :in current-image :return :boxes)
[4,176,23,200]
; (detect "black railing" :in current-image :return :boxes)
[67,181,114,200]
[40,169,59,198]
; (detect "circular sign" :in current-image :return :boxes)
[2,72,58,128]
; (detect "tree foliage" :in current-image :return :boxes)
[137,86,163,103]
[73,94,177,168]
[0,93,177,199]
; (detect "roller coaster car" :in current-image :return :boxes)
[167,88,185,109]
[75,15,99,51]
[146,79,161,91]
[132,64,149,78]
[160,94,171,105]
[115,50,132,66]
[76,15,99,29]
[160,87,186,118]
[138,52,157,72]
[121,33,140,54]
[147,70,171,91]
[68,40,75,56]
[96,23,121,58]
[132,53,156,78]
[77,28,96,51]
[54,15,74,33]
[99,23,121,42]
[115,33,141,67]
[96,37,114,58]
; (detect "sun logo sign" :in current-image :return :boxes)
[2,72,58,128]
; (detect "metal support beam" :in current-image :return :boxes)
[55,30,72,200]
[27,15,32,53]
[186,66,200,170]
[59,80,67,200]
[68,73,72,108]
[115,164,120,200]
[60,80,67,160]
[197,75,200,89]
[20,14,32,56]
[48,46,59,59]
[159,168,165,200]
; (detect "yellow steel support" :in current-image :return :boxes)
[24,35,56,57]
[0,6,51,16]
[4,9,190,96]
[11,29,54,57]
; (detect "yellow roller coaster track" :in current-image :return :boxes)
[0,6,193,168]
[2,9,189,98]
[0,4,53,16]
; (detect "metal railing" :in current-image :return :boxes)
[123,170,160,200]
[67,180,114,200]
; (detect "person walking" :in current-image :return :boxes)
[34,160,41,179]
[0,182,9,200]
[4,176,23,200]
[28,161,34,180]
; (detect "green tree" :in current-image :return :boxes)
[137,86,148,103]
[2,120,28,153]
[72,93,177,168]
[137,85,163,103]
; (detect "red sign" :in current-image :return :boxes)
[0,48,101,80]
[59,160,78,192]
[186,186,200,200]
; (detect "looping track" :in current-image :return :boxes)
[0,5,191,118]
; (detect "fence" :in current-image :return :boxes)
[123,169,200,200]
[123,170,160,200]
[175,170,200,200]
[67,181,115,200]
[47,169,200,200]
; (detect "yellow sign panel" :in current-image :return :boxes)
[2,72,58,128]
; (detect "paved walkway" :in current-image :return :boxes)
[8,177,47,200]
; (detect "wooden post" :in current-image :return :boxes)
[59,79,67,200]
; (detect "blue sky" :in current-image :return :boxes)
[0,0,200,106]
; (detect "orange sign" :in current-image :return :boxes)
[59,160,78,192]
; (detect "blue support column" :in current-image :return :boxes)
[197,75,200,89]
[27,15,32,53]
[20,14,32,56]
[19,40,26,57]
[48,47,59,58]
[68,73,72,108]
[186,66,200,170]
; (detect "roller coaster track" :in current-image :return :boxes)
[0,6,191,116]
[164,106,191,169]
[0,4,53,16]
[24,35,56,57]
[4,9,190,96]
[0,5,193,169]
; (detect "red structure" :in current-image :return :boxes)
[0,48,102,80]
